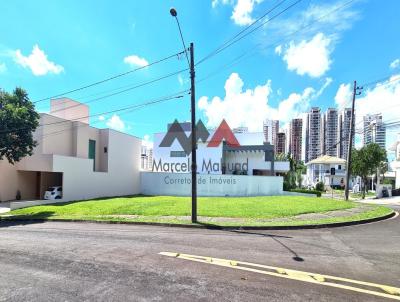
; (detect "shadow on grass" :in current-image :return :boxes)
[42,194,153,207]
[0,211,56,228]
[197,221,304,262]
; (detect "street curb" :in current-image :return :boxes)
[0,211,396,230]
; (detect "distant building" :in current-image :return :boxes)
[323,108,338,157]
[276,132,286,154]
[305,155,350,188]
[141,145,153,171]
[263,119,279,149]
[289,118,303,161]
[305,107,322,163]
[363,114,386,149]
[337,108,353,160]
[232,127,248,134]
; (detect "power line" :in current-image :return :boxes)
[197,0,356,84]
[40,68,188,116]
[40,91,187,141]
[1,90,189,134]
[32,50,186,104]
[196,0,304,66]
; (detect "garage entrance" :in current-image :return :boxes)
[17,171,63,200]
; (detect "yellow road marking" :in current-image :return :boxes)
[159,252,400,300]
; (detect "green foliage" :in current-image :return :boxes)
[0,88,39,164]
[351,143,387,199]
[315,181,325,192]
[290,189,321,197]
[283,155,305,190]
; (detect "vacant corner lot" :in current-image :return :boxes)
[3,195,393,227]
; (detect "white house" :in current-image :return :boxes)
[305,155,349,188]
[152,122,290,176]
[0,98,142,203]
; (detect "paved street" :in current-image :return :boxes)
[0,213,399,301]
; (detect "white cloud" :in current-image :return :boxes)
[334,83,352,110]
[98,115,106,121]
[231,0,263,26]
[274,45,282,55]
[177,73,189,86]
[142,134,154,148]
[266,1,359,41]
[123,55,149,68]
[198,72,329,131]
[0,62,6,74]
[13,44,64,76]
[279,33,332,78]
[106,114,125,132]
[390,58,400,69]
[212,0,234,9]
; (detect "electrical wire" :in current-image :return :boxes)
[39,68,188,116]
[1,90,189,135]
[196,0,304,66]
[32,49,186,104]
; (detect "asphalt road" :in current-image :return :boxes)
[0,212,399,301]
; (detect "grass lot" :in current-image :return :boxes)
[2,195,393,227]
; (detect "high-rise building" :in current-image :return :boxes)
[363,114,386,149]
[276,132,286,154]
[323,108,338,157]
[141,145,153,171]
[305,107,322,162]
[337,108,353,160]
[263,119,279,148]
[289,118,303,161]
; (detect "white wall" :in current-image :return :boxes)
[52,130,142,201]
[141,172,283,196]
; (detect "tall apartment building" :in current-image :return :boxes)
[276,132,286,154]
[363,114,386,149]
[323,108,338,157]
[337,108,353,160]
[263,119,279,146]
[141,145,153,171]
[289,118,303,161]
[305,107,322,163]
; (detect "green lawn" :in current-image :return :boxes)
[7,195,356,218]
[2,195,392,227]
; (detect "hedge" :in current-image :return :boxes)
[290,189,322,197]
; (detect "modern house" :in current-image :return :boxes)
[305,155,348,188]
[0,98,142,202]
[152,121,290,176]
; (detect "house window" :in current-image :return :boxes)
[170,151,186,157]
[338,165,341,170]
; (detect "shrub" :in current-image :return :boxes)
[315,182,325,192]
[290,189,321,197]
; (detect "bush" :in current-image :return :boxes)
[315,182,325,192]
[290,189,321,197]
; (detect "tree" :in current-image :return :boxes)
[0,88,39,164]
[350,143,387,199]
[283,155,305,190]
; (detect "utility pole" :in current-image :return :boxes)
[189,43,197,223]
[345,81,362,201]
[169,8,197,222]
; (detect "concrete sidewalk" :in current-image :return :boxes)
[355,195,400,206]
[0,202,10,214]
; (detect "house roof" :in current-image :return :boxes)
[307,155,346,165]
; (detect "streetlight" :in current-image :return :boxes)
[169,8,197,223]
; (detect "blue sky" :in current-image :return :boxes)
[1,0,399,147]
